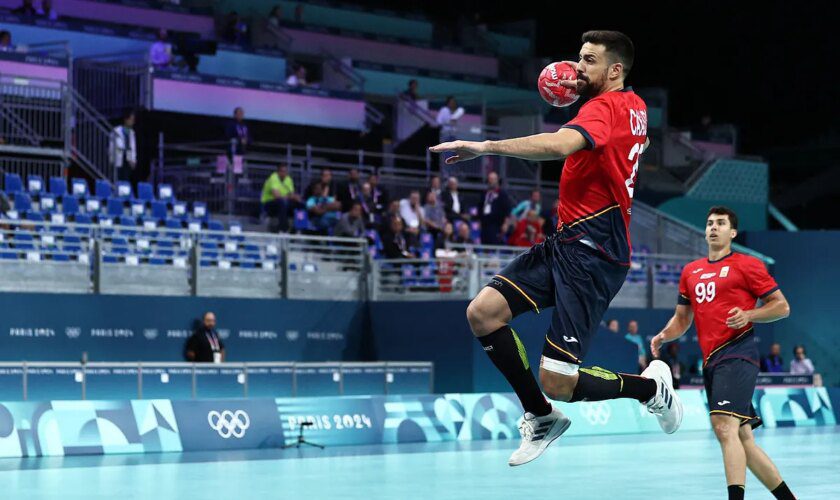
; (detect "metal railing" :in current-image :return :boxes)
[68,85,113,181]
[0,219,367,300]
[0,157,66,182]
[0,361,434,400]
[72,51,152,119]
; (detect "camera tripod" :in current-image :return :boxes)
[281,421,325,449]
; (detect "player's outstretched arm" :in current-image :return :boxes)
[650,304,694,358]
[429,128,588,164]
[726,290,790,329]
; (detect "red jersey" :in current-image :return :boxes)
[558,87,647,265]
[678,252,779,362]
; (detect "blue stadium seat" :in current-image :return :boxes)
[141,217,160,231]
[157,183,174,202]
[70,178,88,198]
[149,256,167,266]
[115,181,132,200]
[14,193,32,212]
[49,177,67,197]
[130,200,146,217]
[156,239,175,257]
[118,216,137,235]
[39,193,57,213]
[26,211,44,223]
[240,261,256,269]
[74,213,92,225]
[61,196,79,216]
[62,235,82,253]
[172,202,188,219]
[136,182,154,202]
[107,198,125,218]
[165,218,183,229]
[3,173,23,194]
[52,253,71,262]
[110,237,129,254]
[207,219,224,232]
[192,201,208,220]
[151,201,168,221]
[95,179,112,199]
[13,233,35,250]
[85,197,102,215]
[27,175,44,195]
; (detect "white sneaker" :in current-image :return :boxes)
[508,407,571,467]
[642,359,683,434]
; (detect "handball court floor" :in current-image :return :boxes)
[1,426,837,499]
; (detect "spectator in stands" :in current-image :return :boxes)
[508,210,545,247]
[607,319,620,333]
[789,345,815,375]
[185,312,225,363]
[382,216,414,259]
[337,168,362,212]
[426,175,442,202]
[0,31,13,52]
[149,29,173,70]
[334,201,366,238]
[423,191,446,237]
[358,182,376,227]
[512,189,542,220]
[368,173,389,215]
[225,107,251,155]
[268,5,283,27]
[109,110,137,183]
[454,221,473,244]
[442,176,466,223]
[434,221,456,251]
[624,320,647,373]
[436,96,465,143]
[399,190,424,247]
[12,0,37,17]
[306,169,337,199]
[479,171,511,245]
[261,163,301,233]
[36,0,58,20]
[286,64,308,87]
[402,79,420,101]
[379,199,401,234]
[761,342,785,373]
[542,198,560,237]
[305,182,341,234]
[222,11,248,44]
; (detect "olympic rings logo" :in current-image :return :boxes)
[207,410,251,438]
[579,401,611,426]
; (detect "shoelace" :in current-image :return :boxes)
[518,419,535,441]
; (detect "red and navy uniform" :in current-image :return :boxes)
[679,252,780,427]
[487,88,648,367]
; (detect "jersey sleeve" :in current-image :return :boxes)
[677,266,691,305]
[561,97,613,150]
[743,258,779,299]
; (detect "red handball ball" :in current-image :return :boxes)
[537,62,579,108]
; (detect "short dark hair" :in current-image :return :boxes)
[581,30,635,76]
[707,206,739,230]
[793,344,806,355]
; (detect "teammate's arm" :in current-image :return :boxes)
[726,290,790,329]
[650,304,694,358]
[428,128,588,164]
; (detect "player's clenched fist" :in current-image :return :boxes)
[726,307,752,329]
[428,140,487,165]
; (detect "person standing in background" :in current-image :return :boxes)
[225,107,251,155]
[185,312,225,363]
[109,110,137,183]
[761,342,784,373]
[512,189,542,220]
[625,320,647,373]
[607,319,620,334]
[479,171,511,245]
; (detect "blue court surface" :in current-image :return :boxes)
[1,426,837,499]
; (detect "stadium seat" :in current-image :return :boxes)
[115,181,132,199]
[74,213,92,225]
[165,218,184,231]
[193,202,208,219]
[61,196,80,216]
[62,235,82,253]
[52,253,71,262]
[14,193,32,213]
[149,256,167,266]
[3,173,23,194]
[172,202,188,218]
[95,179,112,199]
[129,200,146,217]
[157,183,174,201]
[142,217,160,231]
[136,182,154,202]
[118,216,138,235]
[85,197,102,214]
[13,233,35,250]
[156,239,175,257]
[49,177,67,197]
[207,220,224,232]
[26,211,45,223]
[151,201,168,221]
[39,194,57,213]
[27,175,44,195]
[71,178,88,198]
[107,198,125,218]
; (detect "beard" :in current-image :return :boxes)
[577,69,609,97]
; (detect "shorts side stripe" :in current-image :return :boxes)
[709,410,755,422]
[544,335,582,364]
[705,328,754,365]
[495,275,539,313]
[564,204,621,229]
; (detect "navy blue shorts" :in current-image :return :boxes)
[486,234,628,369]
[704,330,762,428]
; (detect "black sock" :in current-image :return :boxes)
[771,481,795,500]
[728,485,745,500]
[478,326,552,416]
[568,367,657,403]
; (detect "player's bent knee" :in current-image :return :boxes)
[466,293,508,336]
[539,370,576,401]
